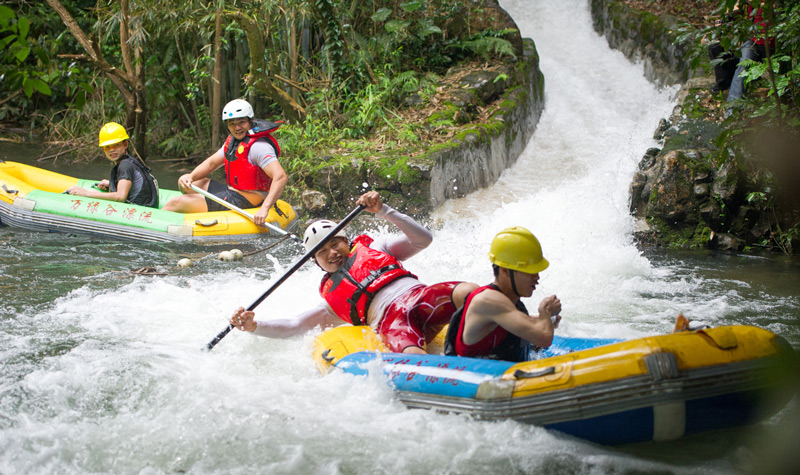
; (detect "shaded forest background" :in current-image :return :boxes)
[1,0,520,166]
[2,0,799,254]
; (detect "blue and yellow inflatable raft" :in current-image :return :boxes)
[313,324,797,445]
[0,160,297,242]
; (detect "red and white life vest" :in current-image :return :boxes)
[319,235,415,325]
[223,119,281,191]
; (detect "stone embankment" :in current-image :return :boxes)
[301,1,544,219]
[591,0,796,252]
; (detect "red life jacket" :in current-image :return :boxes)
[223,119,281,191]
[319,234,416,326]
[746,5,775,48]
[444,284,529,362]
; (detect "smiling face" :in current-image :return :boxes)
[313,237,351,273]
[226,117,252,141]
[102,140,128,162]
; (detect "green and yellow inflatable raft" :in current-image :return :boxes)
[0,160,297,242]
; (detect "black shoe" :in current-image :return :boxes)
[711,85,722,94]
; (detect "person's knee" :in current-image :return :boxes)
[401,345,427,355]
[163,195,199,212]
[162,198,179,211]
[162,196,185,211]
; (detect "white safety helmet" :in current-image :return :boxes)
[222,99,254,121]
[303,220,348,253]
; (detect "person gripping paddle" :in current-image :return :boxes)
[228,191,478,355]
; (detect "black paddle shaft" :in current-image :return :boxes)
[204,204,366,351]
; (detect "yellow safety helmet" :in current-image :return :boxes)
[98,122,129,147]
[488,226,549,274]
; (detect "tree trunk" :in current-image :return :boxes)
[228,11,305,123]
[121,0,147,157]
[45,0,148,158]
[309,0,353,87]
[212,9,224,149]
[289,10,299,102]
[174,32,201,133]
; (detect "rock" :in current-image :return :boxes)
[302,190,328,214]
[712,233,743,251]
[712,158,739,202]
[448,89,478,108]
[453,109,473,125]
[629,171,649,214]
[446,0,524,57]
[693,183,710,198]
[645,150,695,221]
[700,202,720,222]
[749,215,771,239]
[459,70,508,104]
[638,147,660,171]
[653,118,670,140]
[694,171,712,183]
[403,93,424,107]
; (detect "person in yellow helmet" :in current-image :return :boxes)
[66,122,159,207]
[444,226,561,362]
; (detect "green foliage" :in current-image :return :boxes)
[365,0,490,72]
[0,6,52,98]
[448,29,518,62]
[312,0,353,87]
[1,2,96,124]
[3,0,515,168]
[676,1,800,254]
[682,0,800,120]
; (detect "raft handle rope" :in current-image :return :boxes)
[204,204,366,351]
[122,233,293,277]
[513,366,556,379]
[189,184,299,242]
[321,349,335,363]
[2,184,18,195]
[195,219,219,227]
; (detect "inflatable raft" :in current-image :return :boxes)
[0,160,297,242]
[313,324,797,445]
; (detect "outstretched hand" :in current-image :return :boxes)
[230,306,257,332]
[357,191,383,213]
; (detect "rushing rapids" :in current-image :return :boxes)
[1,0,798,473]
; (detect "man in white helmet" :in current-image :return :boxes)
[162,99,287,227]
[229,191,478,355]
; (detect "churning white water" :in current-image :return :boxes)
[430,0,683,340]
[2,0,798,474]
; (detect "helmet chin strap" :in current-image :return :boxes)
[508,269,521,298]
